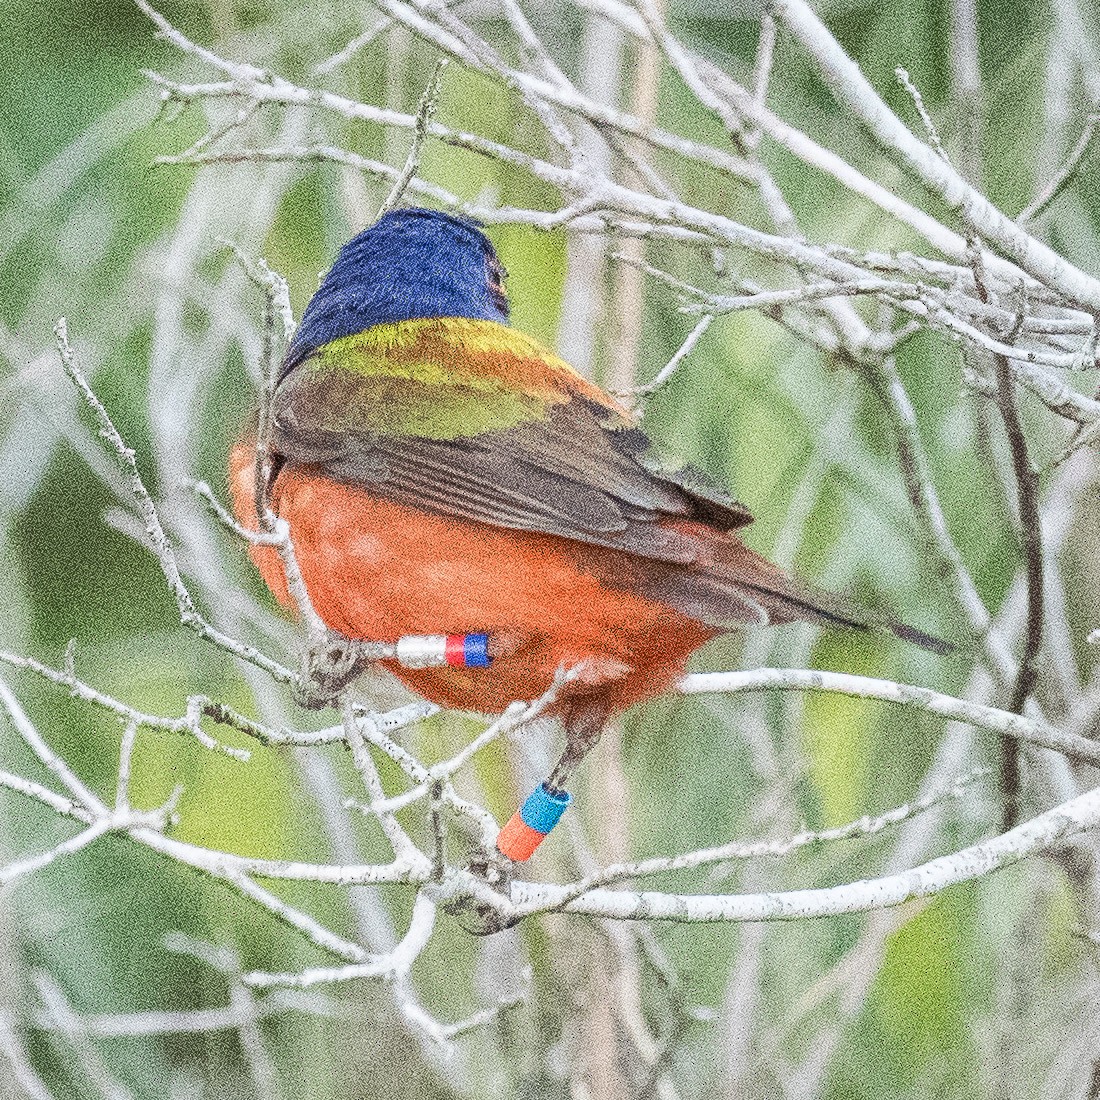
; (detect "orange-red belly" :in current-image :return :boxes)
[229,446,714,715]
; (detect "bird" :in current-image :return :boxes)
[229,207,947,863]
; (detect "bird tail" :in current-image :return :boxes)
[880,618,953,656]
[653,535,952,656]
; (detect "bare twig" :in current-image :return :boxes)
[377,59,447,217]
[1019,110,1100,224]
[971,275,1046,829]
[679,670,1091,765]
[54,319,298,686]
[768,0,1100,310]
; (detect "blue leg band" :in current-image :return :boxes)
[519,783,572,833]
[464,633,492,667]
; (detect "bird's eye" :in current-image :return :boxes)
[487,257,509,311]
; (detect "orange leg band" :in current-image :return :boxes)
[496,813,549,862]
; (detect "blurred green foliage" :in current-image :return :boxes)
[1,0,1096,1097]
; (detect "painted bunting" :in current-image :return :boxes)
[230,208,945,861]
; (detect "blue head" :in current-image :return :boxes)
[284,208,510,371]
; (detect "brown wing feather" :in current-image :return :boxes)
[273,395,754,564]
[272,367,950,652]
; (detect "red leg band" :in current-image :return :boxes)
[444,634,466,667]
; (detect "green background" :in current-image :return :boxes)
[1,0,1097,1096]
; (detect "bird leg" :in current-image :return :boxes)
[451,692,616,933]
[546,696,609,793]
[492,692,613,867]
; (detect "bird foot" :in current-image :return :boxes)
[294,631,370,709]
[466,845,514,890]
[443,848,520,935]
[447,900,521,936]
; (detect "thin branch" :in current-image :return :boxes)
[0,650,252,761]
[853,355,1003,653]
[244,894,437,989]
[115,721,138,812]
[0,768,91,821]
[314,15,393,75]
[546,767,990,902]
[0,1011,55,1100]
[971,273,1045,829]
[367,664,584,817]
[0,674,105,815]
[995,340,1045,828]
[34,973,134,1100]
[894,66,949,162]
[677,669,1095,765]
[0,803,175,887]
[767,0,1100,311]
[189,479,283,545]
[139,3,753,182]
[623,313,714,398]
[377,59,447,217]
[31,988,346,1037]
[495,778,1100,922]
[341,697,428,867]
[53,319,298,686]
[218,246,329,648]
[1019,110,1100,224]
